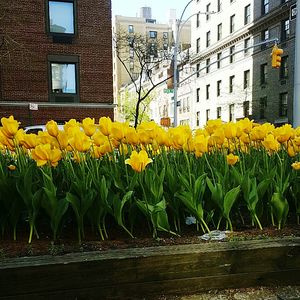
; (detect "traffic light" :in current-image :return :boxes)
[271,45,284,68]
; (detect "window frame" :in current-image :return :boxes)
[46,0,77,37]
[230,14,235,33]
[244,70,250,89]
[217,80,221,96]
[48,54,80,103]
[259,96,267,119]
[280,56,289,79]
[279,93,288,117]
[244,4,251,25]
[217,23,222,41]
[260,63,268,85]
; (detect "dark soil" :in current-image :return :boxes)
[0,223,299,259]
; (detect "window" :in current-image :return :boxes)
[279,93,288,117]
[217,23,222,41]
[260,63,268,84]
[206,31,211,47]
[148,43,157,57]
[149,31,157,38]
[217,0,222,12]
[217,52,222,68]
[217,80,221,96]
[260,97,267,119]
[217,107,222,119]
[196,111,200,126]
[206,109,210,121]
[230,45,235,63]
[48,0,75,35]
[128,25,134,33]
[196,63,200,77]
[229,75,235,93]
[196,88,200,102]
[196,13,200,28]
[243,101,250,117]
[244,37,250,55]
[230,15,235,33]
[206,58,210,73]
[280,56,288,79]
[206,84,210,99]
[206,3,211,21]
[262,0,269,15]
[244,70,250,89]
[48,55,79,102]
[261,29,269,50]
[281,19,290,41]
[244,5,251,25]
[129,49,134,58]
[196,38,200,53]
[229,104,235,121]
[163,32,168,39]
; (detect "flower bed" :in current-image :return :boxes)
[0,116,300,244]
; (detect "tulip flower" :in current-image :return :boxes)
[226,153,239,166]
[1,116,20,139]
[99,117,112,136]
[125,150,152,172]
[82,117,97,137]
[46,120,60,138]
[31,144,62,167]
[292,161,300,170]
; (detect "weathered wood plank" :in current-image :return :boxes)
[0,237,299,299]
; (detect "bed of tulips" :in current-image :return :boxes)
[0,116,300,244]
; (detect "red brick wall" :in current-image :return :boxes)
[0,0,114,124]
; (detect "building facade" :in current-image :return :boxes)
[190,0,296,128]
[0,0,114,125]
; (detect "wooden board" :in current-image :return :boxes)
[0,237,300,299]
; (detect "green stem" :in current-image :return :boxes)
[253,213,263,230]
[28,224,33,244]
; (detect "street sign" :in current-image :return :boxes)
[164,88,174,94]
[290,3,297,21]
[29,103,38,111]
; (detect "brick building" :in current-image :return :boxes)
[0,0,114,126]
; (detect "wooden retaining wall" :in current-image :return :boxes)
[0,237,300,299]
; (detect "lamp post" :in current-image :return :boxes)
[173,1,215,127]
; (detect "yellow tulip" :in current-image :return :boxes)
[236,118,253,134]
[92,131,107,147]
[57,131,69,150]
[64,119,80,133]
[125,127,139,145]
[69,131,91,152]
[287,145,296,157]
[226,153,239,166]
[111,122,126,142]
[274,124,294,143]
[22,133,40,149]
[81,117,97,137]
[205,119,223,135]
[125,150,152,172]
[99,117,112,136]
[8,164,16,171]
[194,134,209,154]
[262,134,280,152]
[1,116,20,139]
[31,144,62,167]
[292,161,300,170]
[223,122,237,140]
[46,120,60,137]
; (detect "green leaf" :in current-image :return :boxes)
[223,186,240,220]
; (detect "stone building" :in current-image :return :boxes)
[0,0,114,125]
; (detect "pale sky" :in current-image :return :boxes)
[112,0,191,23]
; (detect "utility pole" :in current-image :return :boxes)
[293,0,300,127]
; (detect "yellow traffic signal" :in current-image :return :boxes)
[271,45,284,68]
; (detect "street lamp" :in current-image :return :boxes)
[173,0,215,127]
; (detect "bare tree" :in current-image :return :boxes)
[113,30,174,128]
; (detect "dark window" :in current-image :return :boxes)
[260,97,267,119]
[229,75,235,93]
[261,29,269,50]
[206,84,210,99]
[148,43,157,57]
[244,37,250,54]
[47,0,76,35]
[206,3,211,21]
[280,56,288,79]
[260,63,268,84]
[217,23,222,41]
[196,111,200,126]
[243,101,250,117]
[217,80,221,96]
[230,45,235,63]
[206,109,210,121]
[262,0,269,15]
[279,93,288,117]
[206,58,210,73]
[196,38,200,53]
[196,88,200,102]
[149,31,157,38]
[206,31,211,47]
[244,70,250,89]
[128,25,134,33]
[217,0,222,12]
[217,52,222,68]
[244,5,251,25]
[229,104,234,121]
[281,19,290,41]
[196,63,200,78]
[217,106,222,119]
[196,13,200,28]
[48,55,79,102]
[163,32,168,39]
[230,15,235,33]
